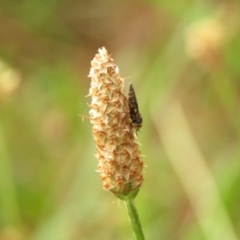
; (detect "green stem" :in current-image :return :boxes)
[125,198,145,240]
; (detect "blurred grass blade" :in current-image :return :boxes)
[152,101,238,240]
[0,123,20,225]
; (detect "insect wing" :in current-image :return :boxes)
[128,84,142,131]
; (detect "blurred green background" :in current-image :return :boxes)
[0,0,240,240]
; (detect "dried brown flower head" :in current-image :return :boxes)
[88,47,144,199]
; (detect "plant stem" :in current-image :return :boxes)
[125,198,145,240]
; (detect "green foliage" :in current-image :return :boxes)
[0,1,240,239]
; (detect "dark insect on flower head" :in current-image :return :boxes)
[128,83,143,133]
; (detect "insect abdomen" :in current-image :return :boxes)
[128,83,142,132]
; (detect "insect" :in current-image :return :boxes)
[128,83,143,133]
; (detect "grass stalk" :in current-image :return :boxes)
[125,198,145,240]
